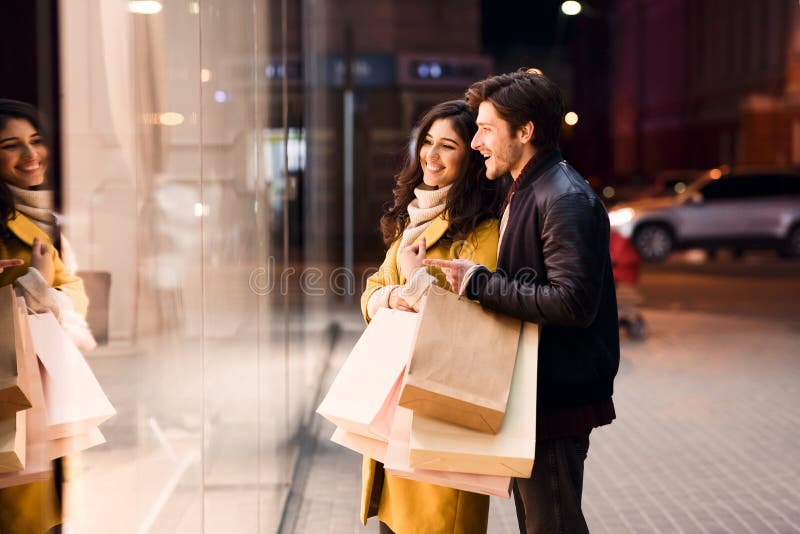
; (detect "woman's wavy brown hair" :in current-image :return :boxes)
[380,100,500,247]
[0,99,46,234]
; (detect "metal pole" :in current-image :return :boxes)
[343,26,354,289]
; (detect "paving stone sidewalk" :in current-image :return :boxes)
[292,309,800,534]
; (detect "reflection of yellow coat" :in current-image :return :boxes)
[0,211,88,315]
[0,212,90,533]
[359,215,499,534]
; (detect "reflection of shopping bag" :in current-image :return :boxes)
[399,286,521,434]
[0,411,26,472]
[384,406,512,498]
[27,312,116,440]
[48,427,106,460]
[0,285,32,417]
[317,308,418,441]
[408,322,538,477]
[0,298,52,489]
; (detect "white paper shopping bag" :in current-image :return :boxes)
[317,308,418,441]
[27,312,116,440]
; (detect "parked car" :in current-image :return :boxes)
[607,169,800,261]
[644,168,705,197]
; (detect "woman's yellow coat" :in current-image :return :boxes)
[359,215,499,534]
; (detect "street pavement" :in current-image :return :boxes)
[290,306,800,533]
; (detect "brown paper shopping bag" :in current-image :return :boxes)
[0,411,26,472]
[407,322,538,478]
[317,308,418,441]
[0,298,52,489]
[27,311,116,440]
[0,285,32,418]
[384,405,512,498]
[399,285,521,434]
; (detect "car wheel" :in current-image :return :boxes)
[633,224,673,262]
[781,225,800,259]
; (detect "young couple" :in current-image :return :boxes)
[360,70,620,533]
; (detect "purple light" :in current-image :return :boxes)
[214,90,228,103]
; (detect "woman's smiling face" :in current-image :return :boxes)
[0,118,48,189]
[419,118,467,189]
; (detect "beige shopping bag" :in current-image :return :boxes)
[0,411,26,472]
[317,308,418,441]
[407,321,538,477]
[384,406,512,498]
[27,311,116,440]
[0,298,52,489]
[399,285,521,434]
[0,285,32,418]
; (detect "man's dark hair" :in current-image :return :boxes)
[465,68,565,150]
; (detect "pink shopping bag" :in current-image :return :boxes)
[330,427,387,463]
[27,311,116,440]
[317,308,418,441]
[384,405,512,498]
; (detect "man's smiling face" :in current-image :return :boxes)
[471,101,530,180]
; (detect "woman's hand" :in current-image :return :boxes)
[398,236,426,280]
[388,286,415,312]
[0,258,24,274]
[30,237,55,286]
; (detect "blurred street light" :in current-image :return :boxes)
[128,1,162,14]
[564,111,579,126]
[561,1,582,16]
[158,112,184,126]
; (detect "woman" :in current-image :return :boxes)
[360,100,500,533]
[0,99,92,533]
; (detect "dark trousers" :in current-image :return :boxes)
[513,432,591,534]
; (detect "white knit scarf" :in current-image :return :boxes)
[398,184,452,257]
[7,184,58,239]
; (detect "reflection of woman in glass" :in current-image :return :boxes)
[0,99,92,533]
[360,100,500,533]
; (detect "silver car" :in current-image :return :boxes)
[608,170,800,261]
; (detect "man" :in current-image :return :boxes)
[425,69,620,534]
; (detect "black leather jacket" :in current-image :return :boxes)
[466,149,620,411]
